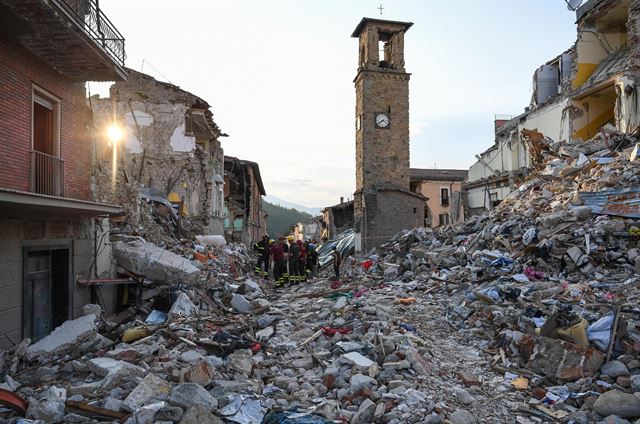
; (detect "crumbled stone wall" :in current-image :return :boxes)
[90,70,224,236]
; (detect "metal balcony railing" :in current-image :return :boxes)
[31,151,65,197]
[53,0,126,68]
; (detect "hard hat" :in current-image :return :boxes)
[270,239,275,244]
[287,236,295,242]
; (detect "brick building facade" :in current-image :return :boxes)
[0,0,125,347]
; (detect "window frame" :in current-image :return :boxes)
[440,187,450,207]
[32,85,61,157]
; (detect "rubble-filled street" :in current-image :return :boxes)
[5,0,640,423]
[3,127,640,423]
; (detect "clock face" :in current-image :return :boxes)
[375,113,389,128]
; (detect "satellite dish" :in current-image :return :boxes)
[566,0,583,11]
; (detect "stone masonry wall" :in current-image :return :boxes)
[91,71,223,235]
[355,71,411,192]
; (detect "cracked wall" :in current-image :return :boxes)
[90,69,225,236]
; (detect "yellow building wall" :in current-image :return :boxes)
[417,180,463,227]
[573,31,627,88]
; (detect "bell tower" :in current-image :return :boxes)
[353,18,412,192]
[352,18,424,252]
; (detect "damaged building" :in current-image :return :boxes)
[223,156,267,244]
[465,0,640,214]
[322,198,354,241]
[409,168,467,227]
[0,0,125,347]
[91,69,226,238]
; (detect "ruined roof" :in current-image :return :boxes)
[118,68,211,110]
[576,0,627,22]
[323,200,354,212]
[351,17,413,38]
[224,156,266,196]
[410,168,468,182]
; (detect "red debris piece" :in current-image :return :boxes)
[0,389,28,416]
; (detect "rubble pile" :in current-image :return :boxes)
[4,129,640,423]
[359,127,640,422]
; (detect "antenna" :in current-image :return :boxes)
[565,0,583,11]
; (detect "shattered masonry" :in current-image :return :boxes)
[91,69,226,237]
[464,0,640,216]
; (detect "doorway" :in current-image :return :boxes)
[23,247,70,341]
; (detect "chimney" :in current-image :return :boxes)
[340,196,344,204]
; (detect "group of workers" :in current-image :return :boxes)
[253,235,320,288]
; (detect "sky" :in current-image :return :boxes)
[94,0,578,208]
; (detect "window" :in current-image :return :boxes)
[33,88,60,156]
[440,188,449,206]
[438,213,450,227]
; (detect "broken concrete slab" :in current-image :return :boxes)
[169,383,218,411]
[124,374,171,409]
[341,352,374,368]
[26,314,98,361]
[88,357,145,378]
[113,241,200,284]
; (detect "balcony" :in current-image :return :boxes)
[0,0,127,81]
[55,0,125,69]
[31,151,65,197]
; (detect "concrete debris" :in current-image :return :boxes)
[231,293,252,313]
[168,292,198,318]
[25,314,98,361]
[6,131,640,423]
[113,241,200,284]
[26,386,66,423]
[168,383,217,411]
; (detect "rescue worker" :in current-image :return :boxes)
[283,236,291,284]
[306,240,318,277]
[271,237,286,288]
[297,240,307,282]
[288,236,300,284]
[253,235,270,279]
[332,245,342,279]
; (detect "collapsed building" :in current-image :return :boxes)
[91,69,226,238]
[322,198,354,241]
[409,168,467,227]
[223,156,267,244]
[465,0,640,214]
[0,0,126,346]
[292,216,323,242]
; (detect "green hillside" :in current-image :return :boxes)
[263,200,312,238]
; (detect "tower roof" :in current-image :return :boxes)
[351,17,413,38]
